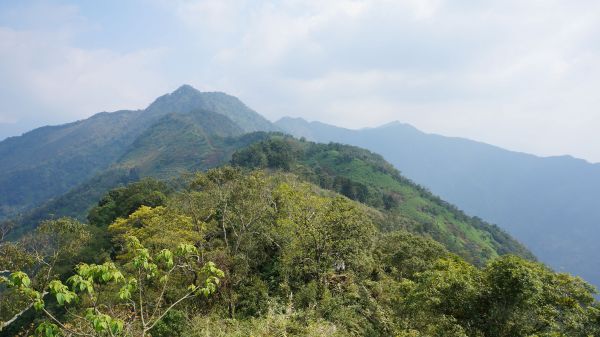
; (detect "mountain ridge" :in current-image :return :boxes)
[0,86,277,219]
[230,134,534,264]
[275,116,600,289]
[277,117,600,164]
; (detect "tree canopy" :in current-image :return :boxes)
[1,167,598,336]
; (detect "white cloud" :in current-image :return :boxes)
[2,0,600,161]
[175,0,600,161]
[0,3,171,136]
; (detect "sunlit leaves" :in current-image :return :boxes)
[156,249,174,269]
[186,261,224,298]
[7,271,30,288]
[276,184,375,287]
[9,167,600,336]
[85,309,124,335]
[176,243,197,256]
[48,280,77,306]
[8,234,223,336]
[3,271,47,313]
[32,297,45,311]
[109,206,200,253]
[34,322,60,337]
[118,278,137,301]
[67,275,94,295]
[74,262,124,285]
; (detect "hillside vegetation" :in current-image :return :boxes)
[276,117,600,289]
[1,168,598,336]
[12,130,271,237]
[231,135,533,265]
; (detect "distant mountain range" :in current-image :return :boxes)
[275,117,600,288]
[1,85,598,290]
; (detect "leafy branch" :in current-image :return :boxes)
[1,236,223,337]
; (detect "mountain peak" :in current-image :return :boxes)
[276,116,309,124]
[145,88,200,117]
[145,85,276,133]
[172,84,201,96]
[374,120,419,131]
[377,120,403,128]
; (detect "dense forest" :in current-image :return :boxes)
[1,86,599,336]
[1,163,599,336]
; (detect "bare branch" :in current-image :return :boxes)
[0,221,13,242]
[42,307,94,337]
[144,291,195,333]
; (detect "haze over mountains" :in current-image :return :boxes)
[1,85,598,290]
[276,117,600,288]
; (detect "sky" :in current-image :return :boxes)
[1,0,600,162]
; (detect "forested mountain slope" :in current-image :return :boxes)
[231,135,533,265]
[12,129,269,237]
[0,85,276,220]
[2,167,598,337]
[13,131,533,269]
[275,117,600,289]
[0,109,146,219]
[3,88,600,336]
[2,86,532,268]
[117,110,244,177]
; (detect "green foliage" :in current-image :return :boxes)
[181,168,600,335]
[231,135,533,265]
[276,116,600,293]
[34,322,60,337]
[3,166,600,336]
[10,87,595,335]
[88,178,169,228]
[480,256,597,337]
[375,230,450,279]
[109,205,200,252]
[3,235,222,336]
[235,278,270,317]
[276,183,375,287]
[149,309,187,337]
[4,87,276,242]
[11,133,273,241]
[0,218,92,334]
[392,255,600,337]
